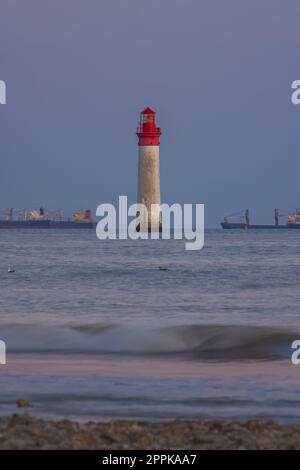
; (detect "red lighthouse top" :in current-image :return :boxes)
[136,107,161,146]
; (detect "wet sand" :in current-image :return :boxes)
[4,354,298,381]
[1,414,300,449]
[2,355,299,448]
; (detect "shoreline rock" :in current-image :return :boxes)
[0,414,300,450]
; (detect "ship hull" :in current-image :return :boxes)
[0,220,96,229]
[221,222,300,230]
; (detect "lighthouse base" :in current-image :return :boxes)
[136,222,162,233]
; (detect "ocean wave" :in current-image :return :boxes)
[0,323,297,360]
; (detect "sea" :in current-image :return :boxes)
[0,229,300,423]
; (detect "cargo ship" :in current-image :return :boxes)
[221,209,300,229]
[0,208,96,229]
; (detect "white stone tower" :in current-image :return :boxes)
[136,107,162,231]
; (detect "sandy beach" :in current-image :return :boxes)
[1,414,300,450]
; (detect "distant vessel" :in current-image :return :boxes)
[221,209,300,229]
[0,207,95,229]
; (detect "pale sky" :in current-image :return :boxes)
[1,0,299,226]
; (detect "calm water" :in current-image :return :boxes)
[0,229,300,422]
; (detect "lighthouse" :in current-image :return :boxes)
[136,107,162,231]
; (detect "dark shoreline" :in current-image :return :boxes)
[1,414,300,450]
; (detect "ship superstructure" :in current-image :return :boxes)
[0,207,95,229]
[221,209,300,229]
